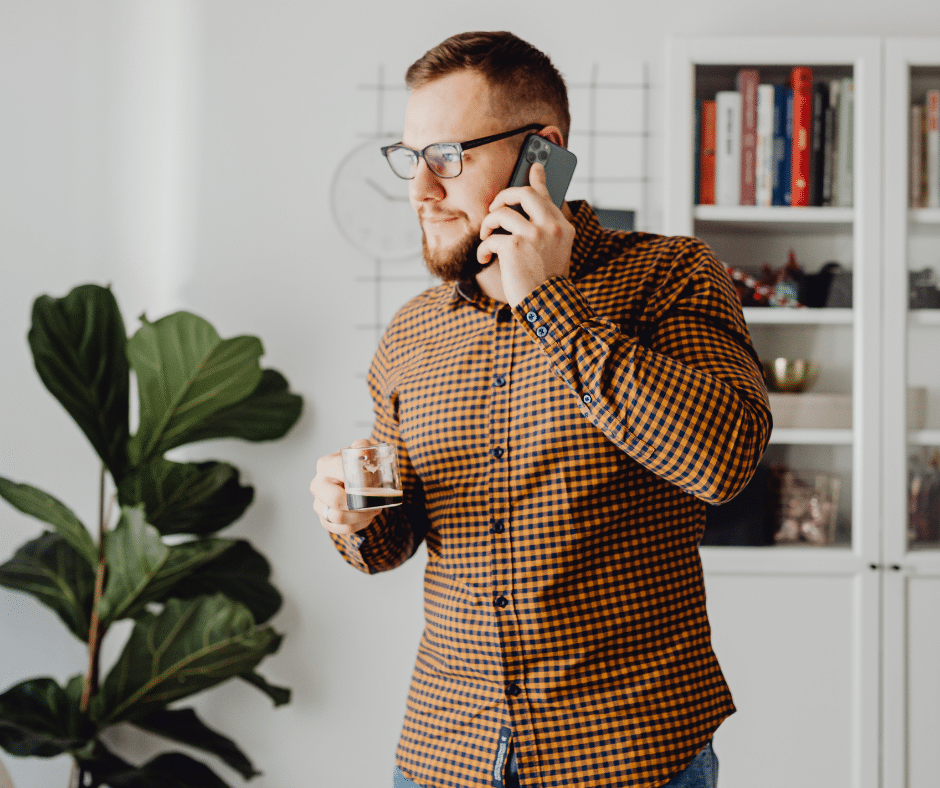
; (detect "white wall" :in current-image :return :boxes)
[1,2,937,787]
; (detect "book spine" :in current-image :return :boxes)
[699,99,717,205]
[927,89,940,209]
[716,90,742,206]
[836,77,855,207]
[737,68,759,205]
[809,81,828,206]
[911,104,924,208]
[771,85,790,206]
[756,84,775,207]
[790,67,813,207]
[822,80,840,207]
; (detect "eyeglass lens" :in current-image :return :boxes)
[386,143,463,179]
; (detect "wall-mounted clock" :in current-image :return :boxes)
[331,136,423,260]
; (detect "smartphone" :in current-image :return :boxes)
[506,134,577,211]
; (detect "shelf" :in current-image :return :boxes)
[743,307,854,325]
[769,428,854,445]
[700,544,861,576]
[909,430,940,446]
[909,208,940,224]
[909,310,940,326]
[694,205,854,231]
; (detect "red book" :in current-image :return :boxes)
[699,100,717,204]
[790,67,813,207]
[737,69,759,205]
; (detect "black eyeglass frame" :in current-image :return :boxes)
[380,123,546,180]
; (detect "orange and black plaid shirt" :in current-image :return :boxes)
[330,202,772,788]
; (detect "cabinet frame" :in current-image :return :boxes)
[665,35,883,788]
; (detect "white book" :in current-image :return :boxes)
[755,84,775,207]
[836,78,854,208]
[715,90,742,206]
[927,90,940,209]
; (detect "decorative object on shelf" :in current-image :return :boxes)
[726,250,853,309]
[767,393,852,429]
[0,284,303,788]
[908,448,940,544]
[762,357,821,393]
[771,467,842,545]
[909,267,940,308]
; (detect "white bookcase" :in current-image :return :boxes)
[883,37,940,788]
[665,36,884,788]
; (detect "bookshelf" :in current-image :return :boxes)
[666,36,882,788]
[882,37,940,788]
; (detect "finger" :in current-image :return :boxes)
[527,160,549,192]
[480,205,530,240]
[349,437,374,449]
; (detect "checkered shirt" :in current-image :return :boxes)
[330,201,772,788]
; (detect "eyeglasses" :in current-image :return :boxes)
[381,123,544,180]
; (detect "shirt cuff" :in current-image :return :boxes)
[513,275,598,347]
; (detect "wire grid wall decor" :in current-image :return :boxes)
[341,63,649,427]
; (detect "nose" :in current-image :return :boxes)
[409,158,445,205]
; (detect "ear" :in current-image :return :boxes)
[538,126,565,147]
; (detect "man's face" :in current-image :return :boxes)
[402,70,521,282]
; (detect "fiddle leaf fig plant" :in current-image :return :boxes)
[0,284,303,787]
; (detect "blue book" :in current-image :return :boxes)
[772,85,793,206]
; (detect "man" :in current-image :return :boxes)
[311,31,771,788]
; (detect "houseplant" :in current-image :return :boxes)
[0,284,303,787]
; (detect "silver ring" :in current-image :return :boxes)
[324,504,331,523]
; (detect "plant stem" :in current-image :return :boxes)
[79,466,109,713]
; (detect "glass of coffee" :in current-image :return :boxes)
[341,443,403,510]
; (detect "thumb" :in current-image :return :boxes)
[528,160,547,189]
[350,437,375,448]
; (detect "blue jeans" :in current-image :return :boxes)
[393,740,718,788]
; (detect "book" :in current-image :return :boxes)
[756,84,775,207]
[790,67,813,207]
[716,90,742,206]
[809,81,828,206]
[911,104,924,208]
[737,68,759,205]
[927,89,940,209]
[836,77,854,207]
[772,85,793,206]
[699,99,717,205]
[822,80,840,206]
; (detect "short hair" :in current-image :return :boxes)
[405,31,571,145]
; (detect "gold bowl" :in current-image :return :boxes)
[762,358,820,393]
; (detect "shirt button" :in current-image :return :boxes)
[507,683,522,697]
[490,520,505,534]
[493,374,506,387]
[526,311,538,323]
[490,447,504,459]
[535,326,548,338]
[494,595,509,608]
[582,394,593,404]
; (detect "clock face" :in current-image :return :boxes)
[331,136,423,260]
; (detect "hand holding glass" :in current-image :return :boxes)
[341,443,403,510]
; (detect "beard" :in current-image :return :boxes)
[421,223,483,283]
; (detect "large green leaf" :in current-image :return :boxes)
[0,477,98,568]
[0,677,88,757]
[0,532,96,641]
[97,507,235,625]
[96,507,168,625]
[27,284,130,481]
[167,539,282,624]
[132,707,258,779]
[118,458,254,536]
[126,312,264,465]
[86,746,232,788]
[91,594,282,725]
[179,369,303,444]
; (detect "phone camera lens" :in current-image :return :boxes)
[538,150,548,161]
[526,152,537,163]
